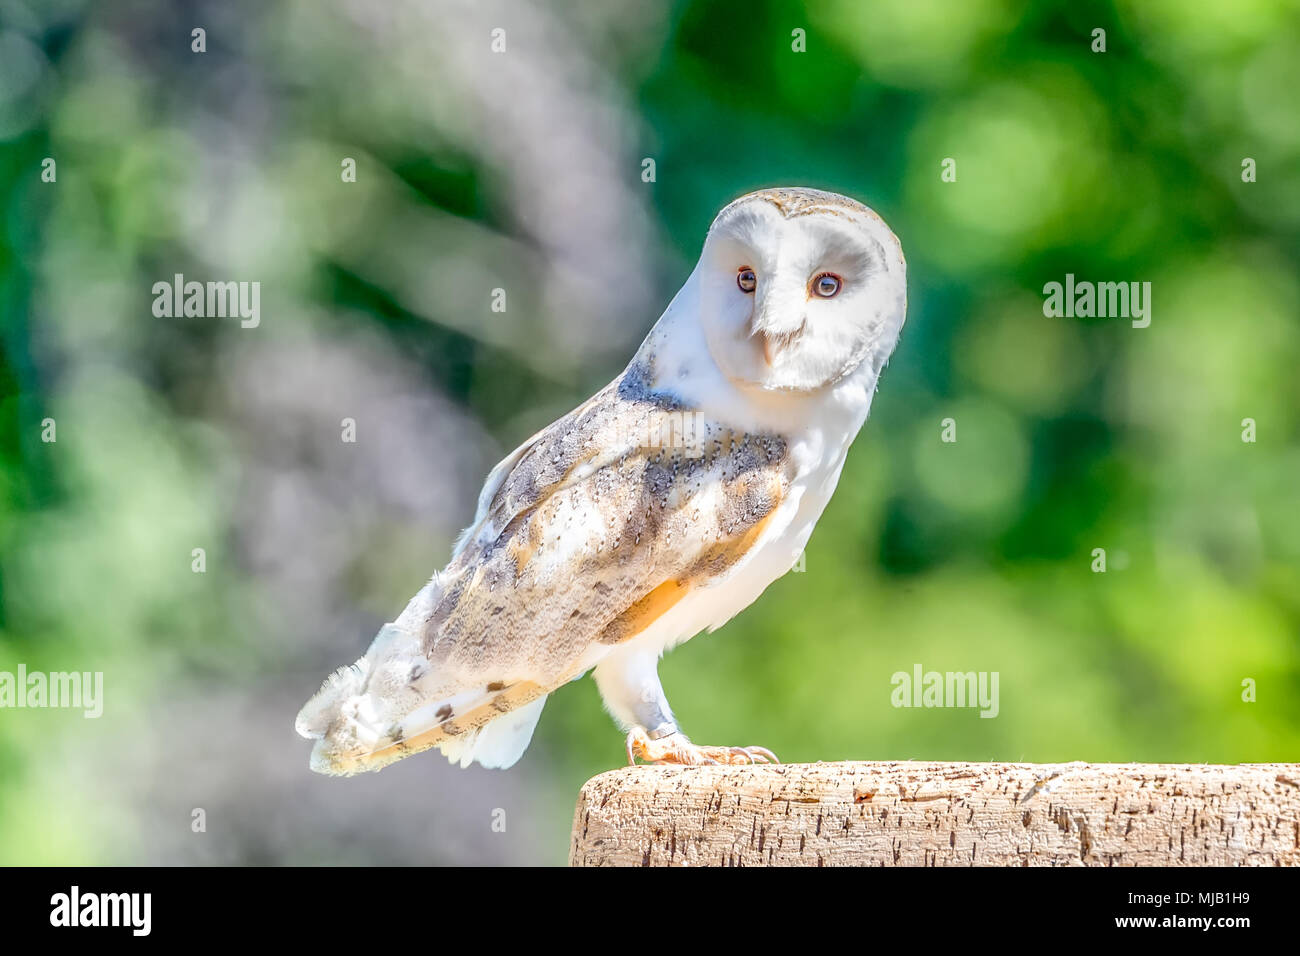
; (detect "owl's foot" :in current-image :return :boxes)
[625,727,779,766]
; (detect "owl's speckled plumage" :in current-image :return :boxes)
[297,187,907,773]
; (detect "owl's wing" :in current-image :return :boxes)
[299,375,794,774]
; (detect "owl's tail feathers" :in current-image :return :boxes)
[294,619,420,776]
[436,695,548,769]
[295,658,368,742]
[295,581,551,775]
[296,654,549,776]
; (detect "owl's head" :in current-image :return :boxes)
[696,187,906,392]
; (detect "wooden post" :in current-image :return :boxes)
[570,761,1300,866]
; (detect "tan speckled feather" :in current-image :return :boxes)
[302,362,792,773]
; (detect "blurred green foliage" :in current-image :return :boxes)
[1,0,1297,864]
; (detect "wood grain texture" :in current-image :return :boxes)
[570,762,1300,866]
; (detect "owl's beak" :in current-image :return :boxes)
[749,293,807,366]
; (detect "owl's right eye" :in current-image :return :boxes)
[737,267,757,293]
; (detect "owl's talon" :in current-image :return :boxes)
[625,728,777,767]
[728,746,754,764]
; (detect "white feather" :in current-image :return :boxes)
[437,696,548,769]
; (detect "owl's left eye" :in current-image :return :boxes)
[812,273,842,298]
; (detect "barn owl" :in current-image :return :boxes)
[296,187,907,773]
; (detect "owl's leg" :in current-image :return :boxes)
[592,646,779,767]
[592,645,678,741]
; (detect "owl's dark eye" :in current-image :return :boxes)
[812,273,842,298]
[737,267,756,293]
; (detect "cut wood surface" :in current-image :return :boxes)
[570,761,1300,866]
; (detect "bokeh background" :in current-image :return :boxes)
[1,0,1297,865]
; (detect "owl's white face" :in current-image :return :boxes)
[697,188,907,392]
